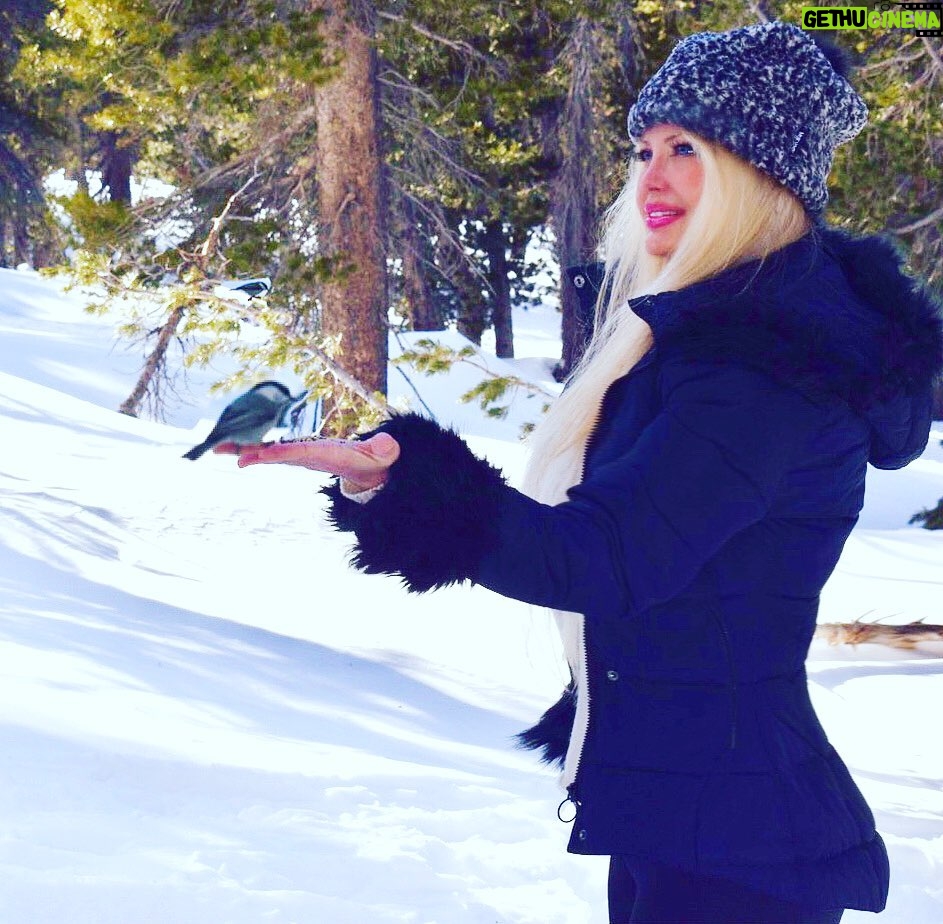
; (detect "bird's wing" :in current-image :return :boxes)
[204,399,279,439]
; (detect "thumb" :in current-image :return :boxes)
[363,431,400,462]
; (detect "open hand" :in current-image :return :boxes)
[214,432,400,491]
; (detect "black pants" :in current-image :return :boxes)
[608,856,845,924]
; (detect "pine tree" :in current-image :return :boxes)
[547,5,641,379]
[311,0,388,426]
[0,1,57,267]
[19,0,934,430]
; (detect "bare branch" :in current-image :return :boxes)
[376,11,497,71]
[396,188,490,289]
[890,203,943,235]
[199,105,319,189]
[198,168,260,266]
[378,67,441,110]
[858,42,923,76]
[922,36,943,76]
[118,172,261,419]
[748,1,772,23]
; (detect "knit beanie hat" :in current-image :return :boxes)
[627,21,868,214]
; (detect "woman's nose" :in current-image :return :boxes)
[640,155,666,191]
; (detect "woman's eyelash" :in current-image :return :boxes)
[631,142,696,161]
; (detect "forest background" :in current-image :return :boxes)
[1,0,941,429]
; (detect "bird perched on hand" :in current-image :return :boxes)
[182,381,305,460]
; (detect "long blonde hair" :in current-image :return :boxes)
[523,135,811,505]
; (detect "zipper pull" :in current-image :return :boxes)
[557,784,581,823]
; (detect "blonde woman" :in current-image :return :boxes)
[227,21,943,923]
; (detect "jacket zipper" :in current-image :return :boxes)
[558,341,657,816]
[560,614,591,793]
[557,397,607,811]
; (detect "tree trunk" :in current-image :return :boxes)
[312,0,388,397]
[399,197,442,330]
[483,219,514,358]
[100,131,133,204]
[69,113,90,194]
[454,254,487,346]
[552,18,604,380]
[30,224,60,269]
[12,212,30,266]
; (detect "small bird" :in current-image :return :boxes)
[182,381,306,460]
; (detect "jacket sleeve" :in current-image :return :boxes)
[322,412,508,593]
[324,358,822,612]
[475,357,823,615]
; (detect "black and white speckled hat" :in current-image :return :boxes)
[627,21,868,214]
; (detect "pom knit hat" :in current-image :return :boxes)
[627,21,868,214]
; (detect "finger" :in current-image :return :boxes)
[236,441,308,468]
[235,438,359,472]
[359,432,400,463]
[212,442,242,455]
[236,434,399,480]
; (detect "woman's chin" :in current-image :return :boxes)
[644,225,685,258]
[645,237,675,258]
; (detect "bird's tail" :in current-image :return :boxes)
[182,442,211,460]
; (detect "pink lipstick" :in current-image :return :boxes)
[644,205,684,230]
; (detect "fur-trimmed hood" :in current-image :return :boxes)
[629,227,943,467]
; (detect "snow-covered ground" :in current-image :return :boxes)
[0,265,940,923]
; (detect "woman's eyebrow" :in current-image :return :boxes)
[640,133,685,145]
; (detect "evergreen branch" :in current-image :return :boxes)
[382,111,483,185]
[453,354,556,401]
[394,338,556,422]
[909,495,943,528]
[391,328,439,421]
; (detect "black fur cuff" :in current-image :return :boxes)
[322,413,507,593]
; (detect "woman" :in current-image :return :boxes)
[227,21,943,923]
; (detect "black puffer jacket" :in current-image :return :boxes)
[325,227,942,912]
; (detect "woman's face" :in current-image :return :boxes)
[634,124,704,258]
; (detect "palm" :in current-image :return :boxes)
[215,432,399,490]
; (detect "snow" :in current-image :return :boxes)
[0,265,940,923]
